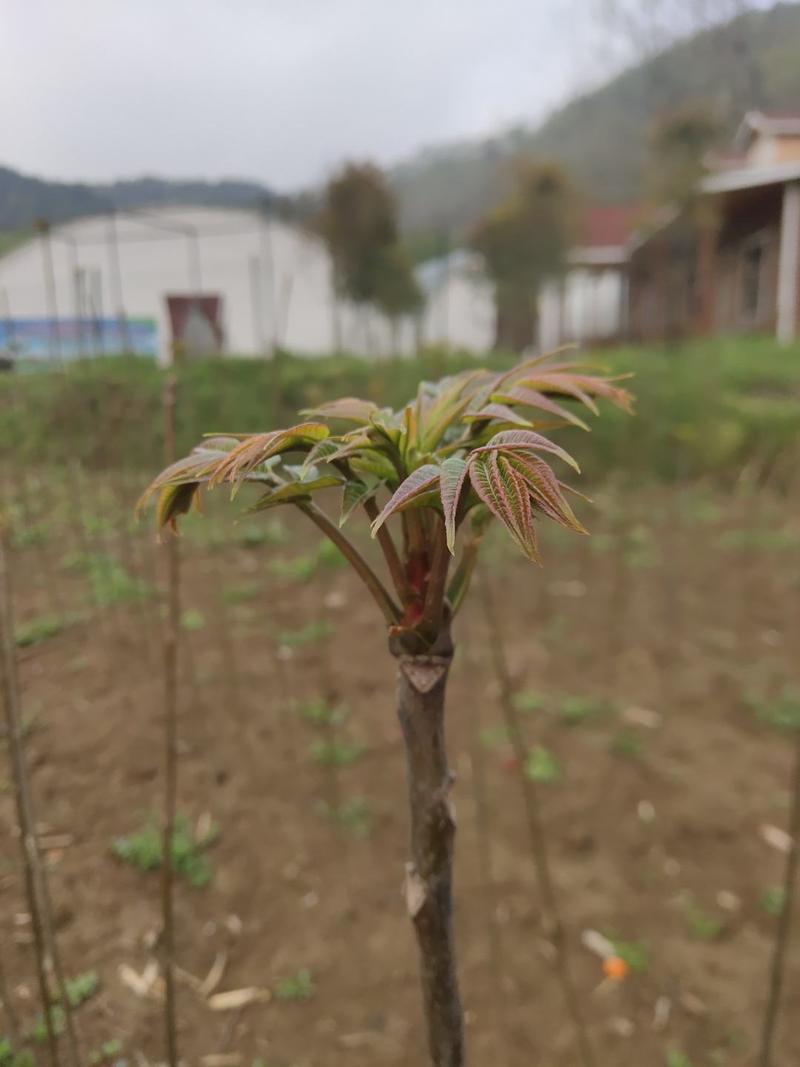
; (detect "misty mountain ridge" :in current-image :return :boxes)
[2,2,800,239]
[0,167,275,233]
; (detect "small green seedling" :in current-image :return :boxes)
[666,1052,694,1067]
[745,686,800,734]
[610,728,644,759]
[606,936,648,974]
[30,1006,65,1044]
[479,724,510,749]
[112,815,218,888]
[512,690,548,713]
[0,1039,34,1067]
[236,519,289,547]
[274,968,314,1002]
[683,897,723,941]
[759,887,786,917]
[222,580,263,604]
[319,797,373,838]
[309,739,364,767]
[556,694,612,726]
[62,970,100,1008]
[11,523,50,549]
[297,699,346,728]
[65,552,150,607]
[14,614,69,648]
[88,1040,123,1065]
[269,553,319,583]
[524,746,561,784]
[278,621,334,648]
[180,609,206,632]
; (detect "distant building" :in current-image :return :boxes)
[0,205,484,364]
[627,110,800,344]
[540,204,638,349]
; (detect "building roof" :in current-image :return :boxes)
[734,109,800,150]
[701,160,800,194]
[580,204,638,248]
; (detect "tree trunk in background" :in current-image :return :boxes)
[393,630,464,1067]
[494,289,537,352]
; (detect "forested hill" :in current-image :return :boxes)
[0,168,275,232]
[390,2,800,236]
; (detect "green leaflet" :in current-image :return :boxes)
[156,481,198,530]
[370,463,441,536]
[302,396,379,424]
[339,478,379,527]
[439,456,469,554]
[248,475,341,512]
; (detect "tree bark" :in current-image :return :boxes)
[393,629,464,1067]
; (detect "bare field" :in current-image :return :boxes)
[2,472,800,1066]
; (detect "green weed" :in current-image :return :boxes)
[222,581,263,604]
[309,739,364,767]
[180,609,206,632]
[274,968,314,1002]
[112,815,218,888]
[512,690,548,713]
[62,970,100,1008]
[610,728,644,759]
[666,1052,694,1067]
[606,936,648,974]
[14,614,69,648]
[555,694,613,726]
[278,621,334,648]
[683,897,724,941]
[297,699,346,728]
[65,552,150,606]
[524,746,561,784]
[0,1039,34,1067]
[319,797,373,838]
[88,1040,123,1065]
[745,685,800,734]
[759,887,786,917]
[479,725,510,749]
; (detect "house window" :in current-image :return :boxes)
[740,237,766,322]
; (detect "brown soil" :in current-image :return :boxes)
[2,480,800,1067]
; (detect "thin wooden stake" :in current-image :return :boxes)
[478,572,596,1067]
[0,524,61,1067]
[0,949,21,1049]
[758,726,800,1067]
[161,377,180,1067]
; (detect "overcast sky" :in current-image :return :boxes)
[1,0,640,191]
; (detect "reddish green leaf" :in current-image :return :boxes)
[439,456,469,554]
[370,464,441,536]
[474,429,579,472]
[463,403,534,427]
[209,422,330,487]
[504,452,587,533]
[491,386,590,431]
[468,452,538,561]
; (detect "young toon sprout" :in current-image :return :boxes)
[139,352,632,1067]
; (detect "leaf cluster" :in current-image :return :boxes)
[140,352,631,649]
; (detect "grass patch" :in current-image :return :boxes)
[309,739,364,767]
[524,746,561,784]
[278,621,334,648]
[14,614,70,648]
[759,886,786,917]
[112,815,218,888]
[274,968,314,1002]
